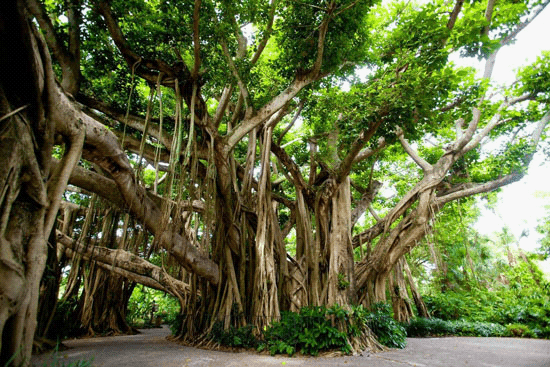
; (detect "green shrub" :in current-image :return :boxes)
[206,304,408,356]
[452,320,507,337]
[260,306,349,356]
[210,322,260,349]
[166,313,184,335]
[404,317,455,337]
[424,293,467,320]
[50,297,86,339]
[506,323,537,338]
[404,318,506,338]
[126,285,180,329]
[423,266,550,340]
[364,303,407,349]
[259,304,407,356]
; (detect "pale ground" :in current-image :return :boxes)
[32,325,550,367]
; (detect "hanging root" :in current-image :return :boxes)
[348,328,387,355]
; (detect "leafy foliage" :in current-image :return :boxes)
[363,303,407,349]
[210,322,260,349]
[260,306,350,356]
[422,259,550,339]
[126,285,180,329]
[404,317,507,338]
[207,304,407,356]
[49,297,86,339]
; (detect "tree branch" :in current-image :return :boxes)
[57,230,192,297]
[336,120,383,183]
[250,0,278,65]
[436,173,523,205]
[310,1,334,76]
[271,140,310,192]
[44,129,85,239]
[95,0,180,85]
[226,76,314,150]
[461,93,533,155]
[447,0,464,30]
[40,35,219,284]
[397,128,432,172]
[213,85,233,127]
[25,0,81,94]
[25,0,67,64]
[353,137,387,165]
[351,180,382,226]
[482,0,497,37]
[221,38,251,112]
[500,1,549,47]
[438,111,549,205]
[277,100,304,145]
[77,93,173,149]
[452,107,482,152]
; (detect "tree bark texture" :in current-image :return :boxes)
[0,1,53,364]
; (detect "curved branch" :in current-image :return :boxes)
[482,0,497,37]
[221,38,251,111]
[25,0,67,65]
[44,129,85,238]
[77,94,173,148]
[25,0,81,94]
[310,1,334,76]
[460,93,533,155]
[271,140,309,191]
[439,111,549,205]
[213,85,233,127]
[435,173,523,206]
[500,1,549,47]
[57,230,192,297]
[250,0,278,65]
[446,0,464,30]
[353,137,387,165]
[482,1,548,81]
[336,120,383,183]
[398,129,432,172]
[37,25,220,283]
[95,0,180,85]
[226,77,314,149]
[277,100,304,145]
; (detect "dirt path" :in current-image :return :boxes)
[32,325,550,367]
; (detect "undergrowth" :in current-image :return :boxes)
[403,317,508,337]
[420,257,550,339]
[208,303,406,356]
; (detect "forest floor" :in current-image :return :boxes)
[32,325,550,367]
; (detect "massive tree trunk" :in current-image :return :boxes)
[0,1,60,364]
[389,257,414,323]
[251,126,280,331]
[324,178,355,307]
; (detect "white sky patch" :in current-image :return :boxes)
[453,7,550,85]
[470,8,550,258]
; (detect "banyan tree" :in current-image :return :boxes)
[0,0,549,364]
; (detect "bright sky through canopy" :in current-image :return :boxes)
[467,7,550,255]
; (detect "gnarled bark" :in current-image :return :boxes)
[0,2,53,364]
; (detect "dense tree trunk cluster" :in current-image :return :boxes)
[0,0,548,364]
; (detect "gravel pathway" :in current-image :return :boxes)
[32,325,550,366]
